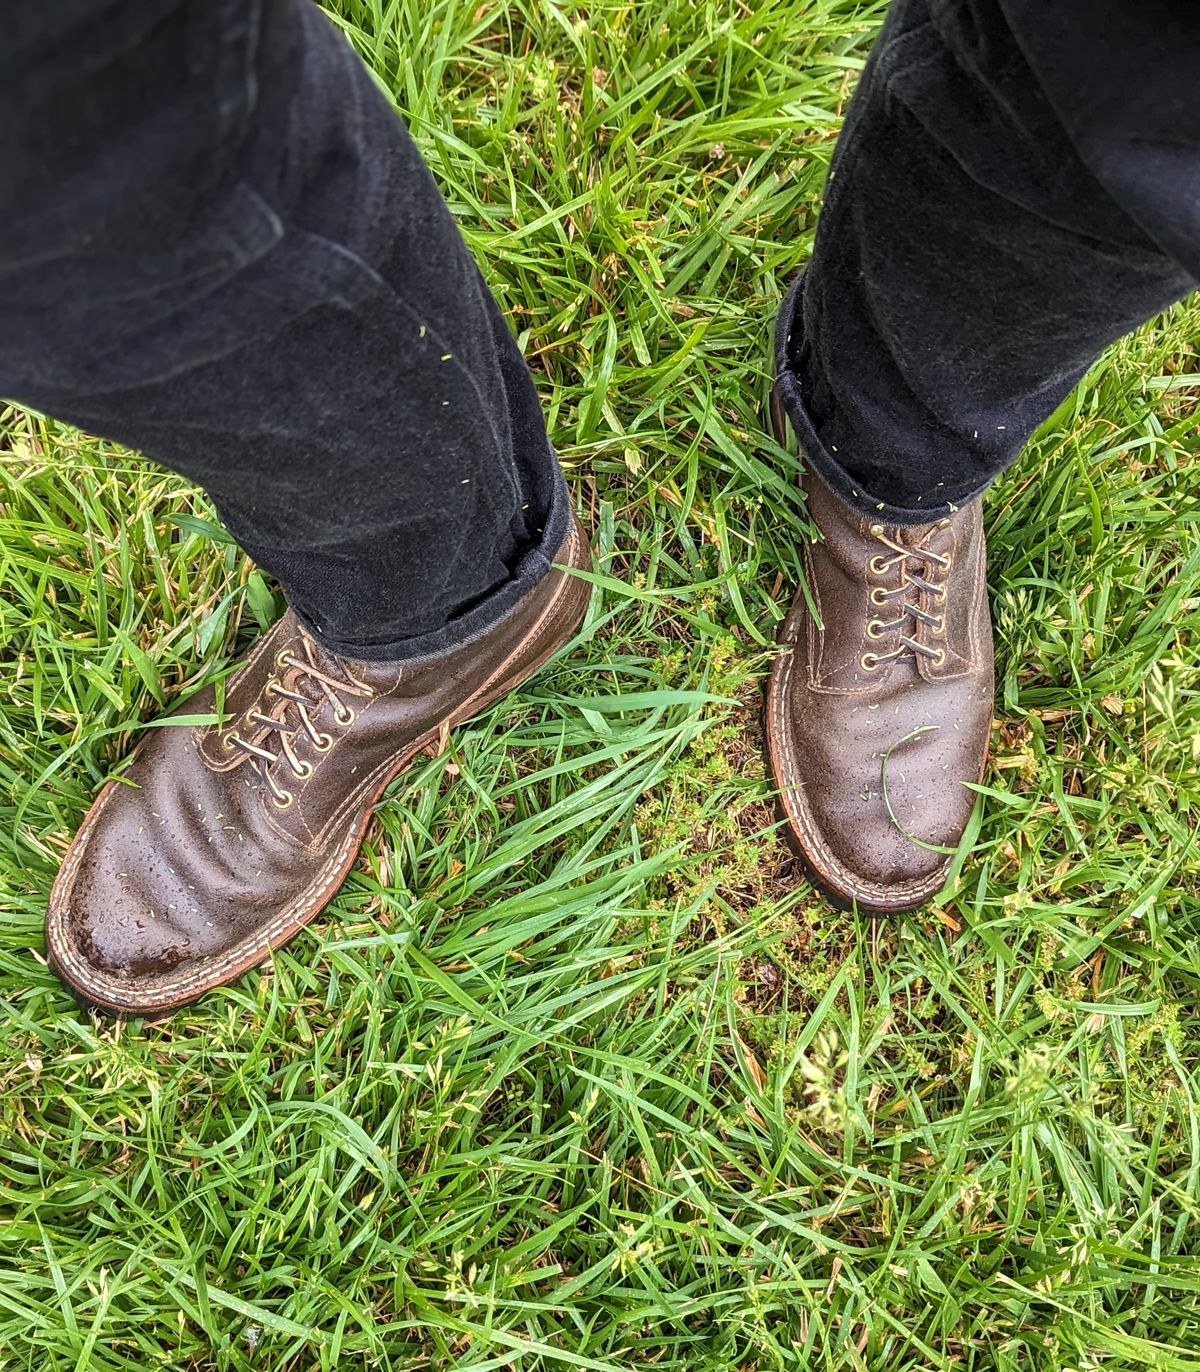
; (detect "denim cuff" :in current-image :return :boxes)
[297,458,574,664]
[774,273,988,526]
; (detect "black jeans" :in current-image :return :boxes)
[776,0,1200,523]
[0,0,569,661]
[3,2,1197,650]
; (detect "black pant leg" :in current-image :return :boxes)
[774,0,1198,521]
[0,0,568,660]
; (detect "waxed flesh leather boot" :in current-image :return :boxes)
[765,390,992,912]
[47,519,591,1013]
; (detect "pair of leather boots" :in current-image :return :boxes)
[47,404,993,1016]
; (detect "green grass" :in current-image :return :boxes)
[3,1,1200,1368]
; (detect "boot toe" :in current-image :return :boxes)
[46,757,306,1012]
[770,666,985,911]
[64,830,220,981]
[801,752,963,899]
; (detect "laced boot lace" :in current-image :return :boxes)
[227,638,375,809]
[860,519,952,672]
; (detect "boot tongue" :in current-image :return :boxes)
[287,633,388,715]
[308,634,405,694]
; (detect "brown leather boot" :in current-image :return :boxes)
[47,519,591,1015]
[765,392,993,913]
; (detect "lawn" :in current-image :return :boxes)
[3,1,1200,1368]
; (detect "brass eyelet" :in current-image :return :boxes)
[272,790,295,810]
[334,706,356,728]
[868,555,890,576]
[312,732,334,753]
[932,615,946,635]
[866,619,887,640]
[869,523,885,537]
[291,760,314,781]
[860,653,881,672]
[931,648,946,667]
[869,586,889,607]
[275,649,293,670]
[933,587,948,605]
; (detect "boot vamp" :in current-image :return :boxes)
[69,685,316,978]
[793,660,990,887]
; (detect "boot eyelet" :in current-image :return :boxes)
[272,790,295,810]
[931,648,946,667]
[933,587,947,605]
[291,760,314,781]
[869,586,889,607]
[866,620,887,640]
[932,616,946,635]
[334,706,356,728]
[860,653,881,672]
[868,555,890,576]
[312,732,334,753]
[275,649,293,670]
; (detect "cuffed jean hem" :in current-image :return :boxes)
[294,459,575,664]
[773,274,992,526]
